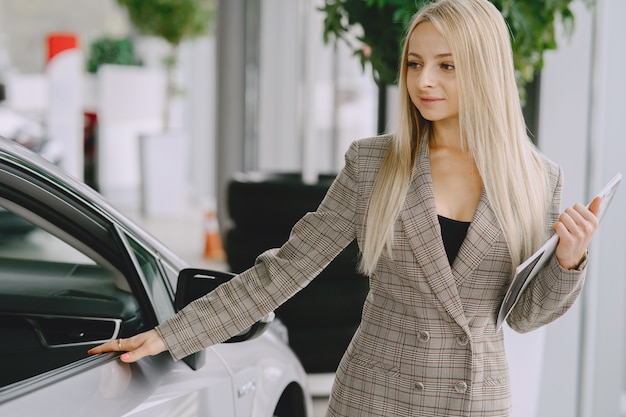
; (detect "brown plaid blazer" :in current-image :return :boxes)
[158,135,586,417]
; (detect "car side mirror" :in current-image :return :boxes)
[174,268,235,312]
[174,268,275,370]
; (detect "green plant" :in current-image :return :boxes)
[320,0,584,93]
[86,36,139,74]
[116,0,215,130]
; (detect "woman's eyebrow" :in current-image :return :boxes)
[408,52,453,59]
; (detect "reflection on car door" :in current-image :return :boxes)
[1,349,238,416]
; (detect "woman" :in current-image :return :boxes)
[90,0,600,415]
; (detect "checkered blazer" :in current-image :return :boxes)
[157,135,586,417]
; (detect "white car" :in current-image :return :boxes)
[0,135,312,416]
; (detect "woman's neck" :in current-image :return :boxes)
[430,120,462,150]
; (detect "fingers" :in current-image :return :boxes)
[87,338,122,355]
[559,203,599,238]
[553,199,601,270]
[113,336,143,363]
[588,196,602,217]
[119,330,167,363]
[87,330,167,363]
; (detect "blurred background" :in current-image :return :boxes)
[0,1,624,416]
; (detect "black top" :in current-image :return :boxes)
[438,215,471,265]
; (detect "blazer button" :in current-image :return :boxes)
[456,335,469,346]
[414,382,425,392]
[418,330,430,343]
[454,380,468,394]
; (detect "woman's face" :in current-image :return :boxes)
[406,22,459,126]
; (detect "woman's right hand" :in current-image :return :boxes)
[88,329,167,363]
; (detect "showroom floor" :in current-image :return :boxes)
[127,203,332,417]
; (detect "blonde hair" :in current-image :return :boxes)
[360,0,549,275]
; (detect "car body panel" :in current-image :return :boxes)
[212,331,310,417]
[1,352,237,417]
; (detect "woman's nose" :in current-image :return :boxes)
[416,65,435,88]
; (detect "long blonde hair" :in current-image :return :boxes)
[360,0,549,275]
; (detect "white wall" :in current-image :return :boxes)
[532,2,593,416]
[182,36,217,205]
[256,0,377,177]
[578,0,626,415]
[536,1,626,416]
[256,0,300,173]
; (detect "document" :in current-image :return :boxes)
[496,172,622,331]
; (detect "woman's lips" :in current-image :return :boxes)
[419,96,443,105]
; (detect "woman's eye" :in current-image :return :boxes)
[407,61,421,69]
[442,63,455,71]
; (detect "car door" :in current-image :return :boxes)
[0,150,239,416]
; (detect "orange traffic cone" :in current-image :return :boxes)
[203,206,226,261]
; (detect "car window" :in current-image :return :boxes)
[125,234,175,322]
[0,217,143,388]
[0,215,95,264]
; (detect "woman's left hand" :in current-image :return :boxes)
[553,196,601,270]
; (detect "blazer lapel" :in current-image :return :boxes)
[451,190,502,286]
[401,140,470,332]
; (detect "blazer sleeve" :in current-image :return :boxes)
[506,163,587,333]
[156,141,362,360]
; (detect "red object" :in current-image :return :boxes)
[46,33,78,62]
